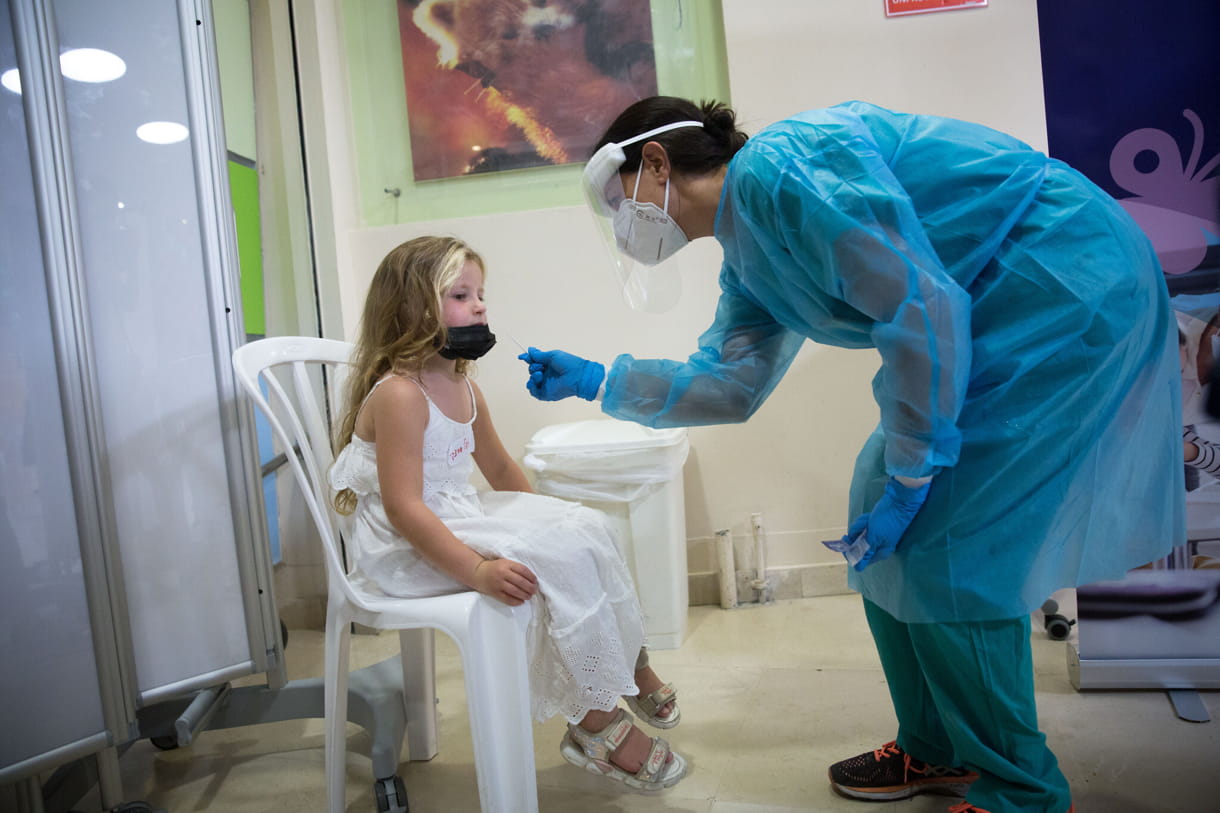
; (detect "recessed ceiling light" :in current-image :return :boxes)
[136,121,189,145]
[1,68,20,94]
[60,48,126,83]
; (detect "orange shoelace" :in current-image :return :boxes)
[872,740,903,761]
[871,741,931,782]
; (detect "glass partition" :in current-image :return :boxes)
[0,1,109,775]
[51,0,258,698]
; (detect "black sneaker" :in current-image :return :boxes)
[828,740,977,801]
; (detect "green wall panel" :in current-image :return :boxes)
[227,159,264,336]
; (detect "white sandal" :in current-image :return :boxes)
[560,708,687,792]
[627,647,681,729]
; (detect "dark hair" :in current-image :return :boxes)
[593,96,748,176]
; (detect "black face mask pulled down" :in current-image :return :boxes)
[438,324,497,360]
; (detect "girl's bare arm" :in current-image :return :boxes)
[470,382,533,493]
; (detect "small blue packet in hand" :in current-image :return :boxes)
[823,533,869,569]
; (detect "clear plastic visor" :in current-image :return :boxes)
[581,120,702,313]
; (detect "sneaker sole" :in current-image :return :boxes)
[828,772,975,801]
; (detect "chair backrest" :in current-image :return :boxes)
[232,337,360,603]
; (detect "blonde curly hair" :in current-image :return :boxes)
[332,236,485,515]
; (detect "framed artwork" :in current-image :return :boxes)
[398,0,658,181]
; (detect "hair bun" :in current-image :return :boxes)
[700,100,747,152]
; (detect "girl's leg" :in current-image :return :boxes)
[907,612,1073,813]
[576,707,660,772]
[565,704,687,791]
[633,647,677,721]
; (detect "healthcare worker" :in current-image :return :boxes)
[519,96,1185,813]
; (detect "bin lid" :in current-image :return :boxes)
[525,419,687,454]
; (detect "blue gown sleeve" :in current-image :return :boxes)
[725,123,972,477]
[600,274,806,428]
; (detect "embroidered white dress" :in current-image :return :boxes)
[329,376,645,722]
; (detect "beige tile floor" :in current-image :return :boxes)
[83,594,1216,812]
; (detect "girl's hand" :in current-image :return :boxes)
[472,558,538,606]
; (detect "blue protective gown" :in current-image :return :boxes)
[600,101,1185,623]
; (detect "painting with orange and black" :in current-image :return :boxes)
[398,0,657,181]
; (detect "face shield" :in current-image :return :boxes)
[582,120,704,313]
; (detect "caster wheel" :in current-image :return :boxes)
[374,775,408,813]
[149,735,178,751]
[1040,599,1075,640]
[1045,614,1076,641]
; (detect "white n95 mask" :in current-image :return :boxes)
[613,168,689,265]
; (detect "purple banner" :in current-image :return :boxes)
[1038,0,1220,668]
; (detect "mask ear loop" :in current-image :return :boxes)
[614,119,700,207]
[631,154,674,217]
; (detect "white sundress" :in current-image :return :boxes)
[328,375,646,722]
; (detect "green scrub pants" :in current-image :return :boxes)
[864,599,1073,813]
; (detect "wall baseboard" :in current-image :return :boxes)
[688,561,851,606]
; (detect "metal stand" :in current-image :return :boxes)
[1067,644,1220,690]
[25,655,410,813]
[1067,644,1218,723]
[138,654,410,780]
[23,750,167,813]
[13,777,46,813]
[1167,689,1212,723]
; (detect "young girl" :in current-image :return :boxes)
[328,236,687,791]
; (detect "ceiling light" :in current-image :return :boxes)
[136,121,189,145]
[59,48,126,83]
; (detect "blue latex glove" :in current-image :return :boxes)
[518,347,605,402]
[842,477,931,571]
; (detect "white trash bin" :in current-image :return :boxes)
[524,419,690,649]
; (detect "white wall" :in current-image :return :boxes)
[213,0,256,160]
[299,0,1047,597]
[723,1,1048,150]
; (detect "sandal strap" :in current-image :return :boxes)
[603,714,634,751]
[636,736,672,782]
[636,682,677,717]
[635,647,649,671]
[567,708,634,762]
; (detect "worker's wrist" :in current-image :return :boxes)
[577,361,606,401]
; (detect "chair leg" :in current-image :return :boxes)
[324,604,353,813]
[460,600,539,813]
[398,627,439,761]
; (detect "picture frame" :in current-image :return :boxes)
[398,0,659,181]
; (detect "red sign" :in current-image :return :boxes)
[885,0,988,17]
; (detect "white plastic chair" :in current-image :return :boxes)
[232,336,538,813]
